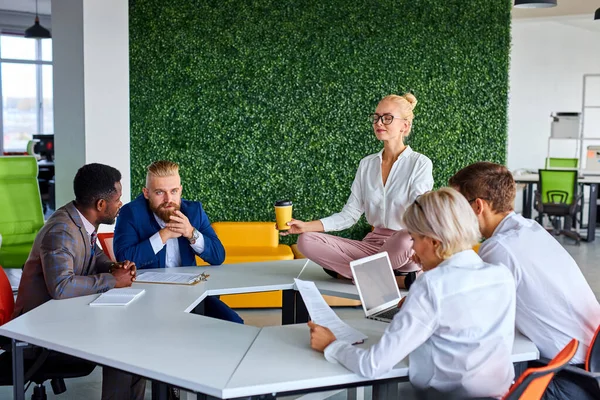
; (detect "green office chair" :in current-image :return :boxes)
[545,157,579,169]
[534,169,581,244]
[0,156,45,268]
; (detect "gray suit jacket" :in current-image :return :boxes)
[13,202,116,317]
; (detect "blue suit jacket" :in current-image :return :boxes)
[113,194,225,269]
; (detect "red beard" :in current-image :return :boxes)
[151,201,181,223]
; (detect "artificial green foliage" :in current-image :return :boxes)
[129,0,510,242]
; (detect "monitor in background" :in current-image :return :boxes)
[33,134,54,161]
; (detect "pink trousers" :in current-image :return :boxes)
[297,228,419,279]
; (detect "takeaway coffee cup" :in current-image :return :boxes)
[275,200,293,230]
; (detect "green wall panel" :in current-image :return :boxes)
[130,0,510,241]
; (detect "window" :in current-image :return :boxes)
[0,34,53,153]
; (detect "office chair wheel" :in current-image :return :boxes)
[50,378,66,395]
[31,384,47,400]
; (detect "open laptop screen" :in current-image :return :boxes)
[351,252,400,314]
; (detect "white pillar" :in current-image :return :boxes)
[52,0,130,208]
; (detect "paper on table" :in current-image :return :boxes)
[90,288,145,306]
[294,278,367,344]
[135,271,207,285]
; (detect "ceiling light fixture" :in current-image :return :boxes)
[514,0,557,8]
[25,0,51,39]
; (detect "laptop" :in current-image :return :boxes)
[350,251,403,323]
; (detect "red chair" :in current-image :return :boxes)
[0,266,13,325]
[503,339,579,400]
[97,232,116,262]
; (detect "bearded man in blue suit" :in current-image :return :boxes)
[114,160,242,324]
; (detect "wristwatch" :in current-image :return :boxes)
[188,228,201,245]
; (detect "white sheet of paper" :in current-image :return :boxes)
[135,271,203,284]
[294,278,367,344]
[89,288,145,306]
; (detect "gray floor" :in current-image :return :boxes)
[1,234,598,400]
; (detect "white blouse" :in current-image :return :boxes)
[324,250,517,398]
[320,146,433,232]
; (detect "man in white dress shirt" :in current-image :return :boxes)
[450,162,600,400]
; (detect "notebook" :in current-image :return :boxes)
[89,288,145,307]
[135,271,208,285]
[350,251,402,323]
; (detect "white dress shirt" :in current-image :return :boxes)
[320,146,433,232]
[75,208,96,238]
[479,212,600,364]
[324,250,516,398]
[149,214,205,268]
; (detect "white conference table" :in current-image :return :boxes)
[225,319,538,399]
[513,172,600,242]
[0,259,538,400]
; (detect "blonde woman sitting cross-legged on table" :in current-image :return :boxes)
[309,188,517,399]
[282,94,433,289]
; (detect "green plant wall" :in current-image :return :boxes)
[130,0,510,241]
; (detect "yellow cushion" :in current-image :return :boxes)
[225,245,293,262]
[212,222,279,247]
[195,246,293,266]
[221,291,283,308]
[473,243,481,253]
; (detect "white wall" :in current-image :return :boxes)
[508,16,600,172]
[52,0,130,211]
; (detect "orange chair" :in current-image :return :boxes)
[97,232,116,262]
[585,324,600,372]
[503,339,579,400]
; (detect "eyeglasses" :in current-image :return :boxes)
[467,197,489,204]
[369,113,406,125]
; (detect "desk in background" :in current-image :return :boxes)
[37,159,55,212]
[514,173,600,242]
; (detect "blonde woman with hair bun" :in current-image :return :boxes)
[308,187,517,398]
[282,93,433,288]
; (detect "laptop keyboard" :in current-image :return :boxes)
[375,307,400,320]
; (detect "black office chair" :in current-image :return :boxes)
[534,169,582,244]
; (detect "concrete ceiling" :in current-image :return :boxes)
[0,0,51,15]
[512,0,599,19]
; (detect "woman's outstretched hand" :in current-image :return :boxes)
[279,219,308,236]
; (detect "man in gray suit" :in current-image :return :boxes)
[13,163,145,400]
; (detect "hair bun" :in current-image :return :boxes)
[403,93,417,110]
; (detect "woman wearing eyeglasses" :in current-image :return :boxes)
[282,93,433,288]
[308,188,517,399]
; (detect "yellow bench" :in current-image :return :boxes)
[196,222,294,308]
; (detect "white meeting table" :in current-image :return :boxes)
[0,260,539,400]
[225,319,538,399]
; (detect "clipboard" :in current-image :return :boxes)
[135,271,209,285]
